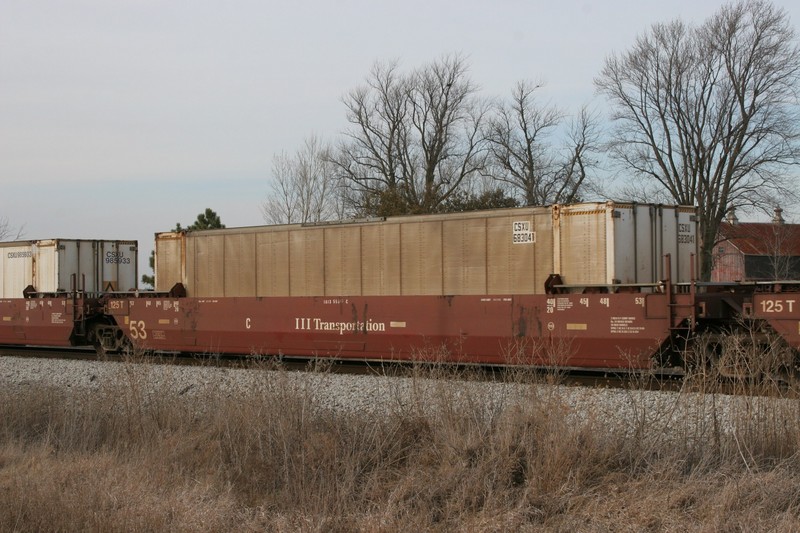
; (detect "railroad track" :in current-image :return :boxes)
[0,344,688,392]
[0,345,101,361]
[5,345,797,397]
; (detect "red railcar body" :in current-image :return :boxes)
[99,292,693,369]
[0,296,81,346]
[3,282,800,373]
[751,290,800,349]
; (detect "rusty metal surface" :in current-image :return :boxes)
[0,297,77,346]
[153,232,184,293]
[107,292,687,369]
[751,292,800,348]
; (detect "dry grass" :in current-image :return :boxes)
[2,352,800,532]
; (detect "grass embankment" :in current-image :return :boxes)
[2,356,800,532]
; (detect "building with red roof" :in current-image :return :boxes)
[711,208,800,282]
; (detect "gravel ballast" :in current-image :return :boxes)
[2,355,797,444]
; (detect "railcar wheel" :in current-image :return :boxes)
[93,324,128,355]
[716,332,790,380]
[683,330,794,384]
[682,333,719,381]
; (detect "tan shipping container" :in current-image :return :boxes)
[154,202,697,297]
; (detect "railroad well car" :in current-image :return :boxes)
[2,203,800,375]
[0,239,138,348]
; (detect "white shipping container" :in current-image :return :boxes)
[0,239,138,298]
[555,202,697,287]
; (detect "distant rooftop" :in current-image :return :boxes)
[718,208,800,256]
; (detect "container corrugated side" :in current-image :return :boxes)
[154,233,185,293]
[607,204,697,285]
[0,243,35,298]
[555,204,610,286]
[156,206,555,298]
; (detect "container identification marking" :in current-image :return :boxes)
[105,251,131,264]
[512,221,535,244]
[677,223,695,244]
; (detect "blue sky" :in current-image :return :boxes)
[2,0,799,280]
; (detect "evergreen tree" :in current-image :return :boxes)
[140,209,224,289]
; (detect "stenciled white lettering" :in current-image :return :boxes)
[294,317,386,334]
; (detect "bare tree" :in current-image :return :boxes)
[0,217,11,241]
[558,106,603,201]
[331,55,489,216]
[0,216,23,241]
[486,81,600,205]
[596,0,800,279]
[485,81,560,205]
[262,135,344,224]
[760,223,800,280]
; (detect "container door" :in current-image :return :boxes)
[99,241,138,292]
[1,244,35,297]
[35,241,58,292]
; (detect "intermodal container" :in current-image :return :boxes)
[0,239,138,297]
[154,201,697,297]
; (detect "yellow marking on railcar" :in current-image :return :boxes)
[566,323,587,330]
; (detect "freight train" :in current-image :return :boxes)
[2,202,800,376]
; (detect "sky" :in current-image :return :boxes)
[2,0,799,282]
